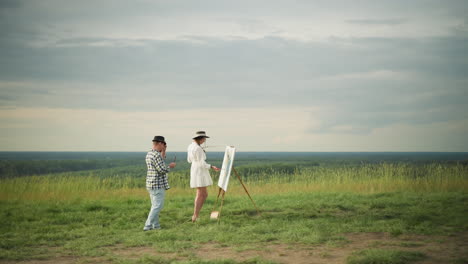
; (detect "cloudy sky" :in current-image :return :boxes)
[0,0,467,151]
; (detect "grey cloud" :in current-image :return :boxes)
[308,93,468,134]
[4,0,468,35]
[345,19,407,25]
[2,35,467,82]
[0,95,16,101]
[0,0,22,9]
[304,67,468,133]
[1,35,467,127]
[452,18,468,36]
[1,0,468,135]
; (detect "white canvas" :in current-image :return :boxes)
[218,146,236,191]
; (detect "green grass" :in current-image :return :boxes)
[347,249,426,264]
[0,162,467,263]
[0,191,467,262]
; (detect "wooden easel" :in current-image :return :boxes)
[211,167,260,222]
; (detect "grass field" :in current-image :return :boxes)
[0,154,467,264]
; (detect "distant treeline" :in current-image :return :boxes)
[1,152,467,178]
[0,159,143,178]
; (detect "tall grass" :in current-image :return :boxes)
[0,163,467,201]
[243,163,468,193]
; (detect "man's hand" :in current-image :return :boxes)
[169,162,176,168]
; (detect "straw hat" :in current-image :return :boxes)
[193,131,210,139]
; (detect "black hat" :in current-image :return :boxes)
[152,136,166,143]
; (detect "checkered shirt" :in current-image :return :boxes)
[145,149,170,190]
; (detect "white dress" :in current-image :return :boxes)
[187,142,213,188]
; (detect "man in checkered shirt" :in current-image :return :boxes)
[143,135,176,231]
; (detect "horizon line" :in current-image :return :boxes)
[1,150,467,153]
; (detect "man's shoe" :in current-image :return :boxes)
[143,227,161,231]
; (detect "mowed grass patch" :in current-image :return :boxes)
[346,249,426,264]
[0,191,467,261]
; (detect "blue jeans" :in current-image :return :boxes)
[144,188,165,230]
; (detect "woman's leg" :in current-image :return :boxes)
[192,187,208,221]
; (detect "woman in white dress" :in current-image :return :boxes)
[187,131,220,222]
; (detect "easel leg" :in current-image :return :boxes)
[212,187,222,213]
[218,190,226,223]
[232,167,261,215]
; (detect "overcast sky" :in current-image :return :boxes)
[0,0,467,151]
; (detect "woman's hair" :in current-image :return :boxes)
[194,136,205,145]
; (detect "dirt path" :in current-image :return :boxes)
[2,232,467,264]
